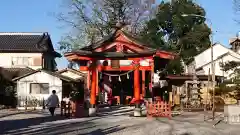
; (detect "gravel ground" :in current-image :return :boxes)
[0,107,240,135]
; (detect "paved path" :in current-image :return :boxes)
[0,109,29,118]
[0,107,240,135]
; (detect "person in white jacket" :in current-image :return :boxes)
[46,90,59,116]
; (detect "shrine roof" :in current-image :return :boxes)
[80,30,117,51]
[65,28,177,60]
[121,31,153,49]
[65,50,156,59]
[80,29,154,51]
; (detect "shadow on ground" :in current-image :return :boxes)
[77,125,126,135]
[0,106,133,135]
[1,116,126,135]
[0,115,68,134]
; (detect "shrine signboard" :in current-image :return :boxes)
[111,60,120,69]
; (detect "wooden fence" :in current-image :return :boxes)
[60,101,72,117]
[17,96,45,110]
[60,101,85,118]
[146,101,171,119]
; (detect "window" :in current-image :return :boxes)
[12,57,32,66]
[30,83,49,94]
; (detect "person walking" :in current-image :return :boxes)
[46,90,59,116]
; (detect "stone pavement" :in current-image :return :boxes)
[0,107,240,135]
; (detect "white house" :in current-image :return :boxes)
[185,33,240,79]
[12,69,84,109]
[0,32,63,108]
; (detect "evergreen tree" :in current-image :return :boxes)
[220,61,240,84]
[140,0,211,74]
[218,61,240,100]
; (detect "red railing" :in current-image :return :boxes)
[60,101,72,117]
[61,101,85,118]
[114,96,120,105]
[146,101,171,119]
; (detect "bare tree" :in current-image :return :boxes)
[57,0,157,52]
[234,0,240,12]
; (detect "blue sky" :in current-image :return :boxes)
[0,0,238,69]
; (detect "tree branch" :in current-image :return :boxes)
[220,61,240,71]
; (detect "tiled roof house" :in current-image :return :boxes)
[0,32,61,80]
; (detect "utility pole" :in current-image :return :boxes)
[210,25,215,120]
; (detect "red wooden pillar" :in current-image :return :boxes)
[96,70,99,96]
[149,59,154,98]
[90,60,97,107]
[86,61,91,90]
[87,71,90,90]
[134,60,140,106]
[142,70,146,98]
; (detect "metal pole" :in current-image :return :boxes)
[210,22,215,120]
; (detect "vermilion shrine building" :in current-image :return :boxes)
[64,27,176,116]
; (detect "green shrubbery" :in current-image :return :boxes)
[0,86,17,108]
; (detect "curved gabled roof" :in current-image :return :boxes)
[64,50,157,59]
[12,69,83,82]
[80,29,155,52]
[65,28,176,60]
